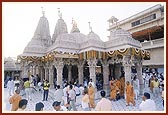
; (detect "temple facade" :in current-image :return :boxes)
[4,57,21,81]
[17,7,152,94]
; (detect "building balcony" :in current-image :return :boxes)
[141,38,164,49]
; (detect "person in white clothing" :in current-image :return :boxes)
[68,84,77,111]
[81,88,90,111]
[88,79,95,88]
[139,92,156,111]
[95,90,112,111]
[54,85,63,104]
[7,78,15,96]
[79,84,84,95]
[84,79,88,87]
[74,84,80,96]
[52,101,68,111]
[62,84,68,105]
[132,76,139,100]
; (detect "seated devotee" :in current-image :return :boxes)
[52,101,68,111]
[95,90,112,111]
[35,102,44,111]
[139,92,156,111]
[17,99,28,111]
[125,81,135,106]
[9,89,22,111]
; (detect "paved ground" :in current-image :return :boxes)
[3,85,164,112]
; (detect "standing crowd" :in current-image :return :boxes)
[6,71,164,111]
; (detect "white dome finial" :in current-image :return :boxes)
[71,18,79,33]
[57,8,62,19]
[41,7,45,17]
[88,22,93,32]
[71,18,74,24]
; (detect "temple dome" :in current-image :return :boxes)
[110,28,132,40]
[52,18,68,43]
[70,32,88,43]
[55,33,75,42]
[33,16,52,47]
[87,31,102,41]
[4,57,17,71]
[21,14,51,57]
[22,38,46,56]
[106,27,141,50]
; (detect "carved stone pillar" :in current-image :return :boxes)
[103,64,109,87]
[36,66,39,75]
[123,56,132,84]
[11,71,15,79]
[88,59,97,87]
[45,67,49,80]
[114,64,121,79]
[33,65,36,76]
[30,66,33,75]
[49,66,54,88]
[40,67,44,80]
[55,60,64,88]
[102,63,110,91]
[78,65,83,85]
[136,61,144,95]
[68,65,72,82]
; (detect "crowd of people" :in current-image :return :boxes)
[5,71,164,111]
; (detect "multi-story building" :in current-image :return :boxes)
[107,4,164,74]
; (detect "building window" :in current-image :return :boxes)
[131,14,156,27]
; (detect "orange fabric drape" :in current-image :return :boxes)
[88,86,95,108]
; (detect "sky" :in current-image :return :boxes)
[2,2,165,59]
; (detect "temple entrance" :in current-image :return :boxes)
[71,65,78,84]
[83,61,89,85]
[53,65,57,88]
[96,60,103,90]
[41,67,45,80]
[109,63,122,80]
[63,65,68,81]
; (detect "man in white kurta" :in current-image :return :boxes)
[95,90,112,111]
[132,76,139,100]
[7,78,15,96]
[139,92,156,111]
[54,85,63,104]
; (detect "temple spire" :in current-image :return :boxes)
[71,18,74,24]
[71,18,79,33]
[57,8,62,19]
[41,7,45,17]
[88,21,93,32]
